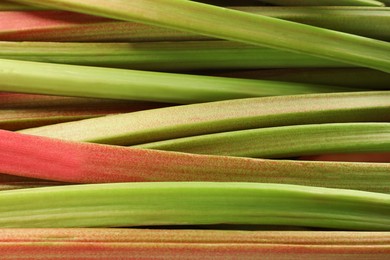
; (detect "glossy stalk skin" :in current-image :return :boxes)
[212,68,390,89]
[0,229,389,259]
[0,59,356,104]
[301,153,390,163]
[0,92,171,130]
[19,92,390,145]
[11,0,390,72]
[259,0,385,6]
[1,7,389,42]
[0,182,389,229]
[135,123,390,158]
[2,130,390,193]
[0,41,348,71]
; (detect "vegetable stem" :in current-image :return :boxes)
[10,0,390,72]
[0,182,389,229]
[135,123,390,158]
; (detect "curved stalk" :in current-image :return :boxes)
[19,92,390,145]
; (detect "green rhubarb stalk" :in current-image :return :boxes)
[0,41,348,71]
[0,93,171,130]
[2,7,389,42]
[19,91,390,145]
[0,229,389,258]
[2,130,390,192]
[259,0,385,6]
[11,0,390,72]
[0,182,389,229]
[0,59,356,104]
[135,123,390,158]
[212,68,390,89]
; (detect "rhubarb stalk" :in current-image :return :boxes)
[0,182,389,229]
[0,229,389,259]
[19,92,390,145]
[11,0,390,72]
[1,130,389,193]
[135,123,390,158]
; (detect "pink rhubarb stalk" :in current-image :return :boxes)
[0,130,389,193]
[0,229,388,259]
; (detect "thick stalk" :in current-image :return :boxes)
[135,123,390,158]
[0,182,389,229]
[19,92,390,145]
[1,130,389,193]
[0,41,347,70]
[0,59,355,104]
[11,0,390,72]
[1,8,389,42]
[0,229,389,259]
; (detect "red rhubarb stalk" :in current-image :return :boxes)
[1,130,389,193]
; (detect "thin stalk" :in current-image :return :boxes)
[11,0,390,72]
[259,0,385,6]
[2,7,389,42]
[0,41,348,71]
[0,229,389,259]
[0,93,171,130]
[135,123,390,158]
[19,92,390,145]
[211,68,390,89]
[0,182,389,229]
[0,59,356,104]
[2,130,390,193]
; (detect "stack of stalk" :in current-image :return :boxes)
[0,0,389,258]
